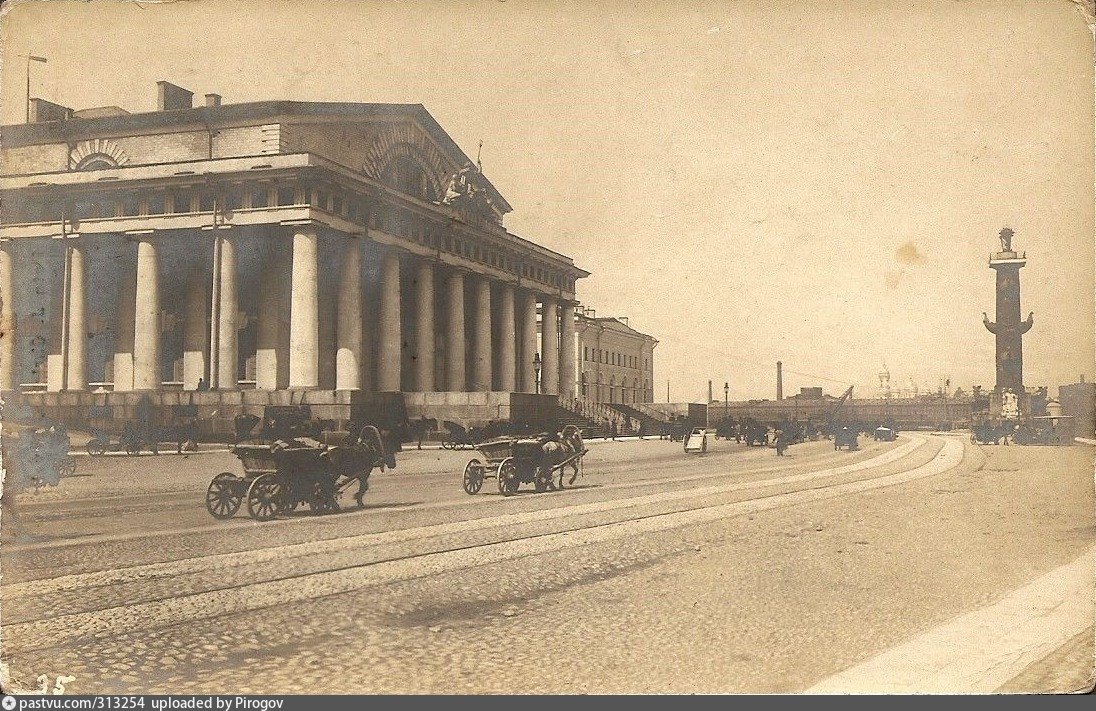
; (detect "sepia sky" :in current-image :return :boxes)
[2,0,1093,402]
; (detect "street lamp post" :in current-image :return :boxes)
[724,381,729,418]
[533,352,542,395]
[59,197,72,391]
[24,54,48,123]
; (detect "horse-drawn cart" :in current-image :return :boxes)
[463,430,587,496]
[834,427,860,451]
[205,423,390,522]
[440,422,477,450]
[1,421,76,489]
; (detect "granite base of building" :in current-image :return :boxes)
[1,390,561,441]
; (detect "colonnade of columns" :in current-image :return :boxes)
[0,231,579,398]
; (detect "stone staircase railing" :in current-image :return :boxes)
[630,401,673,423]
[560,397,644,436]
[606,402,669,435]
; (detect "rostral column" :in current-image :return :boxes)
[982,227,1034,394]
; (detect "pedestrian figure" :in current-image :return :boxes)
[195,377,210,392]
[775,428,787,456]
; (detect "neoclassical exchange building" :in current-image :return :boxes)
[0,82,589,431]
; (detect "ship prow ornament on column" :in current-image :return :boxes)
[983,227,1034,419]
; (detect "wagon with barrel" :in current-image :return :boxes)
[462,429,587,496]
[204,406,394,521]
[834,426,860,451]
[1011,416,1075,446]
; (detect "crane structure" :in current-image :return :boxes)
[825,385,855,431]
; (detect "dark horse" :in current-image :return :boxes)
[322,424,398,507]
[540,425,585,489]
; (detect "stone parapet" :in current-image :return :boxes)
[3,389,561,441]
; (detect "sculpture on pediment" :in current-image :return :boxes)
[440,161,494,216]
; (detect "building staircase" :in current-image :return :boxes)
[554,397,618,437]
[554,397,672,437]
[606,402,671,435]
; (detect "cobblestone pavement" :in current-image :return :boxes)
[1,434,1091,694]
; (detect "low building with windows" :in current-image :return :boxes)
[569,309,657,405]
[0,82,588,431]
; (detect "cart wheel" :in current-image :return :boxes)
[497,458,518,496]
[283,497,300,513]
[246,474,283,521]
[463,459,485,495]
[86,439,106,457]
[534,466,553,493]
[442,439,454,451]
[309,481,340,514]
[126,443,140,456]
[206,472,242,520]
[57,457,77,478]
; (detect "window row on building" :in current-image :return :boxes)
[578,371,650,404]
[583,346,645,370]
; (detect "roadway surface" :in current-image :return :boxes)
[1,433,1092,694]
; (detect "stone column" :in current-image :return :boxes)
[113,260,137,392]
[255,243,285,390]
[472,276,492,392]
[133,237,161,390]
[288,227,319,388]
[318,266,338,390]
[541,297,559,395]
[497,284,516,392]
[377,250,402,391]
[559,301,576,400]
[336,239,362,390]
[216,235,238,389]
[520,290,538,393]
[0,245,13,391]
[182,268,208,389]
[413,260,435,391]
[445,271,465,391]
[64,243,87,390]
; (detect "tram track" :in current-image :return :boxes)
[4,437,905,553]
[0,438,922,587]
[3,436,932,600]
[13,437,846,513]
[1,435,962,654]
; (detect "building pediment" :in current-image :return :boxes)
[283,116,508,225]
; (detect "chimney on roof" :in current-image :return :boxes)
[157,81,194,111]
[204,93,222,107]
[28,98,73,123]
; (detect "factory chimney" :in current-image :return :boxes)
[777,361,783,401]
